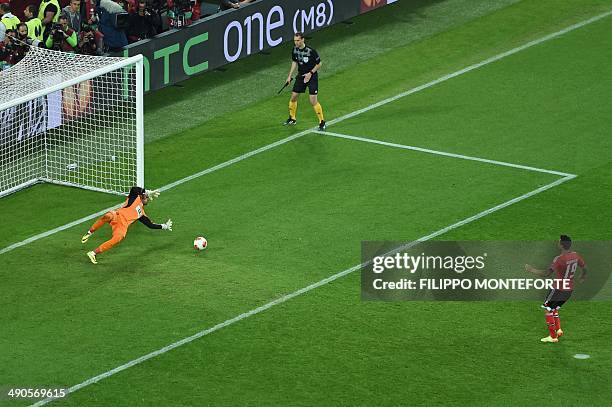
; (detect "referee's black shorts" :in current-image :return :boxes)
[542,289,572,311]
[292,73,319,95]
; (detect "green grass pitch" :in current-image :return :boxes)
[1,0,612,405]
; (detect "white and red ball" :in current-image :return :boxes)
[193,236,208,251]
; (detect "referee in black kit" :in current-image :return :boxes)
[284,32,326,131]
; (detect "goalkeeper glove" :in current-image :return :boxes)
[146,189,161,201]
[161,219,173,231]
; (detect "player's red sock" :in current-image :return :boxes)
[553,310,561,331]
[545,313,557,338]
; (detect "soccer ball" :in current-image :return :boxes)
[193,236,208,251]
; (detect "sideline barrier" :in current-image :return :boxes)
[115,0,398,91]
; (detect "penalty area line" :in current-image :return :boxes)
[315,130,576,178]
[29,175,575,407]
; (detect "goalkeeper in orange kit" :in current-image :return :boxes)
[81,186,173,264]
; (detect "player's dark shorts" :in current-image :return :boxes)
[292,73,319,95]
[542,289,572,311]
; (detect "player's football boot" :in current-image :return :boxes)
[540,336,559,343]
[87,251,98,264]
[284,117,297,126]
[81,231,92,244]
[556,329,564,338]
[318,120,326,131]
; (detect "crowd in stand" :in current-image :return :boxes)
[0,0,254,68]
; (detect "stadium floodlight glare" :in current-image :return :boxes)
[0,47,144,198]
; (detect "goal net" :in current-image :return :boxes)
[0,47,143,198]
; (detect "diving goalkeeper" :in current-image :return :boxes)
[82,187,172,264]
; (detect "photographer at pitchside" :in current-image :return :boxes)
[45,14,77,52]
[127,0,159,43]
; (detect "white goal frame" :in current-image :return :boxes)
[0,52,144,198]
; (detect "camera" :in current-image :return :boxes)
[175,0,195,12]
[84,33,95,43]
[51,23,64,37]
[48,23,65,49]
[53,31,64,42]
[114,12,130,30]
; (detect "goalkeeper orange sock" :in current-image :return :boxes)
[313,102,325,122]
[289,101,297,120]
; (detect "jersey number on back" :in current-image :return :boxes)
[136,205,143,217]
[564,261,578,279]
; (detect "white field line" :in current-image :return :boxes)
[316,130,576,177]
[3,8,608,256]
[29,174,575,407]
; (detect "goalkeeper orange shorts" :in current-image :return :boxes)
[96,211,129,253]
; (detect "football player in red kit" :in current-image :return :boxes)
[525,235,588,343]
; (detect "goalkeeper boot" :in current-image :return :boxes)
[81,231,92,244]
[540,335,558,343]
[284,117,297,126]
[318,120,326,131]
[87,251,98,265]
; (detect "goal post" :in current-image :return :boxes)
[0,47,144,198]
